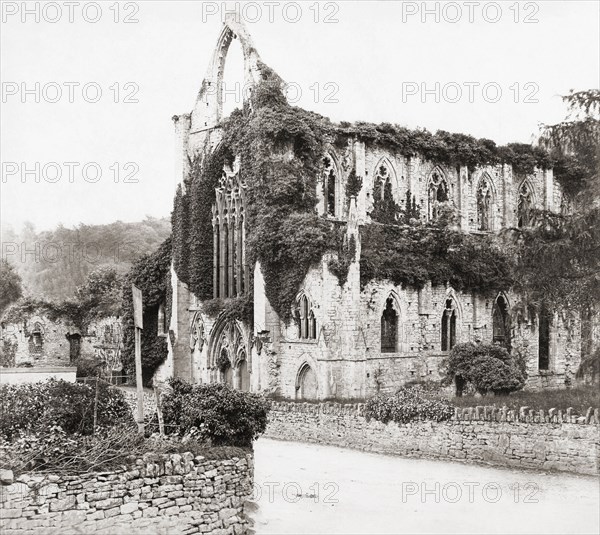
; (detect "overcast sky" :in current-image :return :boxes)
[1,0,598,232]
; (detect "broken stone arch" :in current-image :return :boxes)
[191,16,271,132]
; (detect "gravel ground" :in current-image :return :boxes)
[249,438,600,535]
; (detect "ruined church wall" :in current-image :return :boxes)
[0,314,124,372]
[340,141,559,231]
[275,254,365,400]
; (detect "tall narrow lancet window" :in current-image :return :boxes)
[297,294,317,340]
[441,298,457,351]
[538,306,551,371]
[492,295,511,351]
[374,164,391,201]
[517,181,534,228]
[323,156,337,217]
[212,159,247,299]
[476,176,493,231]
[381,297,398,353]
[428,171,449,221]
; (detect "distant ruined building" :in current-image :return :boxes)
[157,16,583,399]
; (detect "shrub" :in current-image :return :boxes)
[443,342,527,396]
[364,385,455,425]
[160,379,271,447]
[0,379,133,440]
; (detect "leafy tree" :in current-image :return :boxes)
[511,90,599,379]
[75,266,123,324]
[0,260,22,314]
[0,217,170,301]
[159,379,271,447]
[442,342,527,396]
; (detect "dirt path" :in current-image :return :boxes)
[249,438,599,534]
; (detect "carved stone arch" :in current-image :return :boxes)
[295,355,320,400]
[189,311,206,352]
[475,172,497,231]
[372,157,399,200]
[427,166,451,221]
[440,288,462,351]
[207,314,249,372]
[29,316,46,335]
[443,288,464,320]
[379,290,404,353]
[295,290,318,340]
[191,16,276,131]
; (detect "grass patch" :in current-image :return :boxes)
[451,385,599,413]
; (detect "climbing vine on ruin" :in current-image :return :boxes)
[360,223,514,295]
[171,62,556,323]
[121,237,172,384]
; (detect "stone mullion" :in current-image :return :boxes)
[219,210,227,299]
[212,213,219,298]
[242,214,249,292]
[236,206,243,296]
[228,210,235,298]
[231,209,239,297]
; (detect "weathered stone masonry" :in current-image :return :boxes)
[265,402,600,476]
[163,17,585,401]
[0,452,253,534]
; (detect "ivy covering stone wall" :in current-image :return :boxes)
[170,64,557,325]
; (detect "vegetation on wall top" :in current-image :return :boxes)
[1,267,123,332]
[171,58,592,332]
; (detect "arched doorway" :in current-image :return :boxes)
[296,364,318,400]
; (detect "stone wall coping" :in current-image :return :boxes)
[269,401,600,425]
[0,451,252,487]
[0,367,78,374]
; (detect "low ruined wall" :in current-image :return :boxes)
[265,402,600,476]
[0,451,253,534]
[0,367,77,385]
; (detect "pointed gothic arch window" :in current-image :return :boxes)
[477,176,493,231]
[212,161,247,299]
[538,306,551,371]
[297,294,317,340]
[381,297,398,353]
[374,164,392,201]
[517,181,534,228]
[428,171,449,221]
[492,295,511,351]
[441,298,458,351]
[323,156,338,218]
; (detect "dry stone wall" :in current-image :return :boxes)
[0,451,253,535]
[265,402,600,476]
